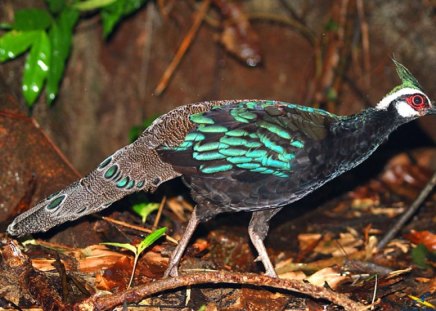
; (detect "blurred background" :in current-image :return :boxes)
[1,0,435,171]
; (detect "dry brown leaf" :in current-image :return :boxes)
[298,233,322,251]
[364,236,378,259]
[381,163,433,200]
[95,256,132,291]
[192,238,209,253]
[370,206,405,217]
[278,270,307,280]
[386,267,412,278]
[383,240,410,254]
[315,232,363,257]
[351,195,380,210]
[414,277,436,295]
[31,244,126,272]
[214,0,261,66]
[404,230,436,251]
[306,267,349,289]
[166,196,193,221]
[31,259,70,272]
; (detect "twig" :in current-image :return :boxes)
[75,271,366,311]
[248,13,316,46]
[371,274,378,310]
[152,196,166,230]
[377,171,436,250]
[154,0,211,95]
[356,0,371,87]
[101,216,178,244]
[310,0,350,109]
[157,0,177,19]
[277,0,316,45]
[52,254,71,302]
[278,0,306,25]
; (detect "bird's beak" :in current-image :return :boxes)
[427,106,436,115]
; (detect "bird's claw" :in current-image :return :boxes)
[163,265,179,278]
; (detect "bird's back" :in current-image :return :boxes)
[158,100,342,213]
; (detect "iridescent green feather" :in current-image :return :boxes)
[168,100,334,178]
[392,59,422,90]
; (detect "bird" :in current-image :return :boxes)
[7,60,435,278]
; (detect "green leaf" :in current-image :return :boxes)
[0,30,39,62]
[46,9,79,104]
[101,0,147,38]
[129,114,159,142]
[132,202,160,223]
[59,8,80,30]
[73,0,117,11]
[411,244,430,269]
[101,0,124,37]
[0,23,13,30]
[45,0,65,14]
[22,30,51,106]
[13,9,52,31]
[326,87,337,102]
[122,0,146,16]
[101,242,137,254]
[324,19,338,32]
[137,227,167,255]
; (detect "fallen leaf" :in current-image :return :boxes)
[306,267,349,289]
[297,233,322,251]
[166,196,193,222]
[278,270,307,280]
[214,0,261,66]
[315,232,363,257]
[404,230,436,251]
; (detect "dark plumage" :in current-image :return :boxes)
[7,61,435,277]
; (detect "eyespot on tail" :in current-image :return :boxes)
[6,194,69,237]
[6,180,119,237]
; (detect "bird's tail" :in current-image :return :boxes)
[7,137,178,236]
[7,100,225,237]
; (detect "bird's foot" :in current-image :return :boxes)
[163,264,179,278]
[264,268,278,278]
[253,256,278,277]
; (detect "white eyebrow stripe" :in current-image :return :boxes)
[375,87,427,110]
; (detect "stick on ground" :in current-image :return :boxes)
[75,271,367,311]
[377,170,436,250]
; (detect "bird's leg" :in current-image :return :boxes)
[164,208,200,278]
[248,208,282,278]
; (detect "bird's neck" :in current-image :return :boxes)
[325,107,406,174]
[332,107,405,143]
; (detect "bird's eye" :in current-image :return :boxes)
[407,94,427,110]
[413,95,423,105]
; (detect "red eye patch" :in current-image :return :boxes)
[406,94,427,110]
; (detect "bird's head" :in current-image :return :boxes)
[375,60,435,119]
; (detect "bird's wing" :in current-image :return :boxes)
[158,100,340,209]
[158,100,338,181]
